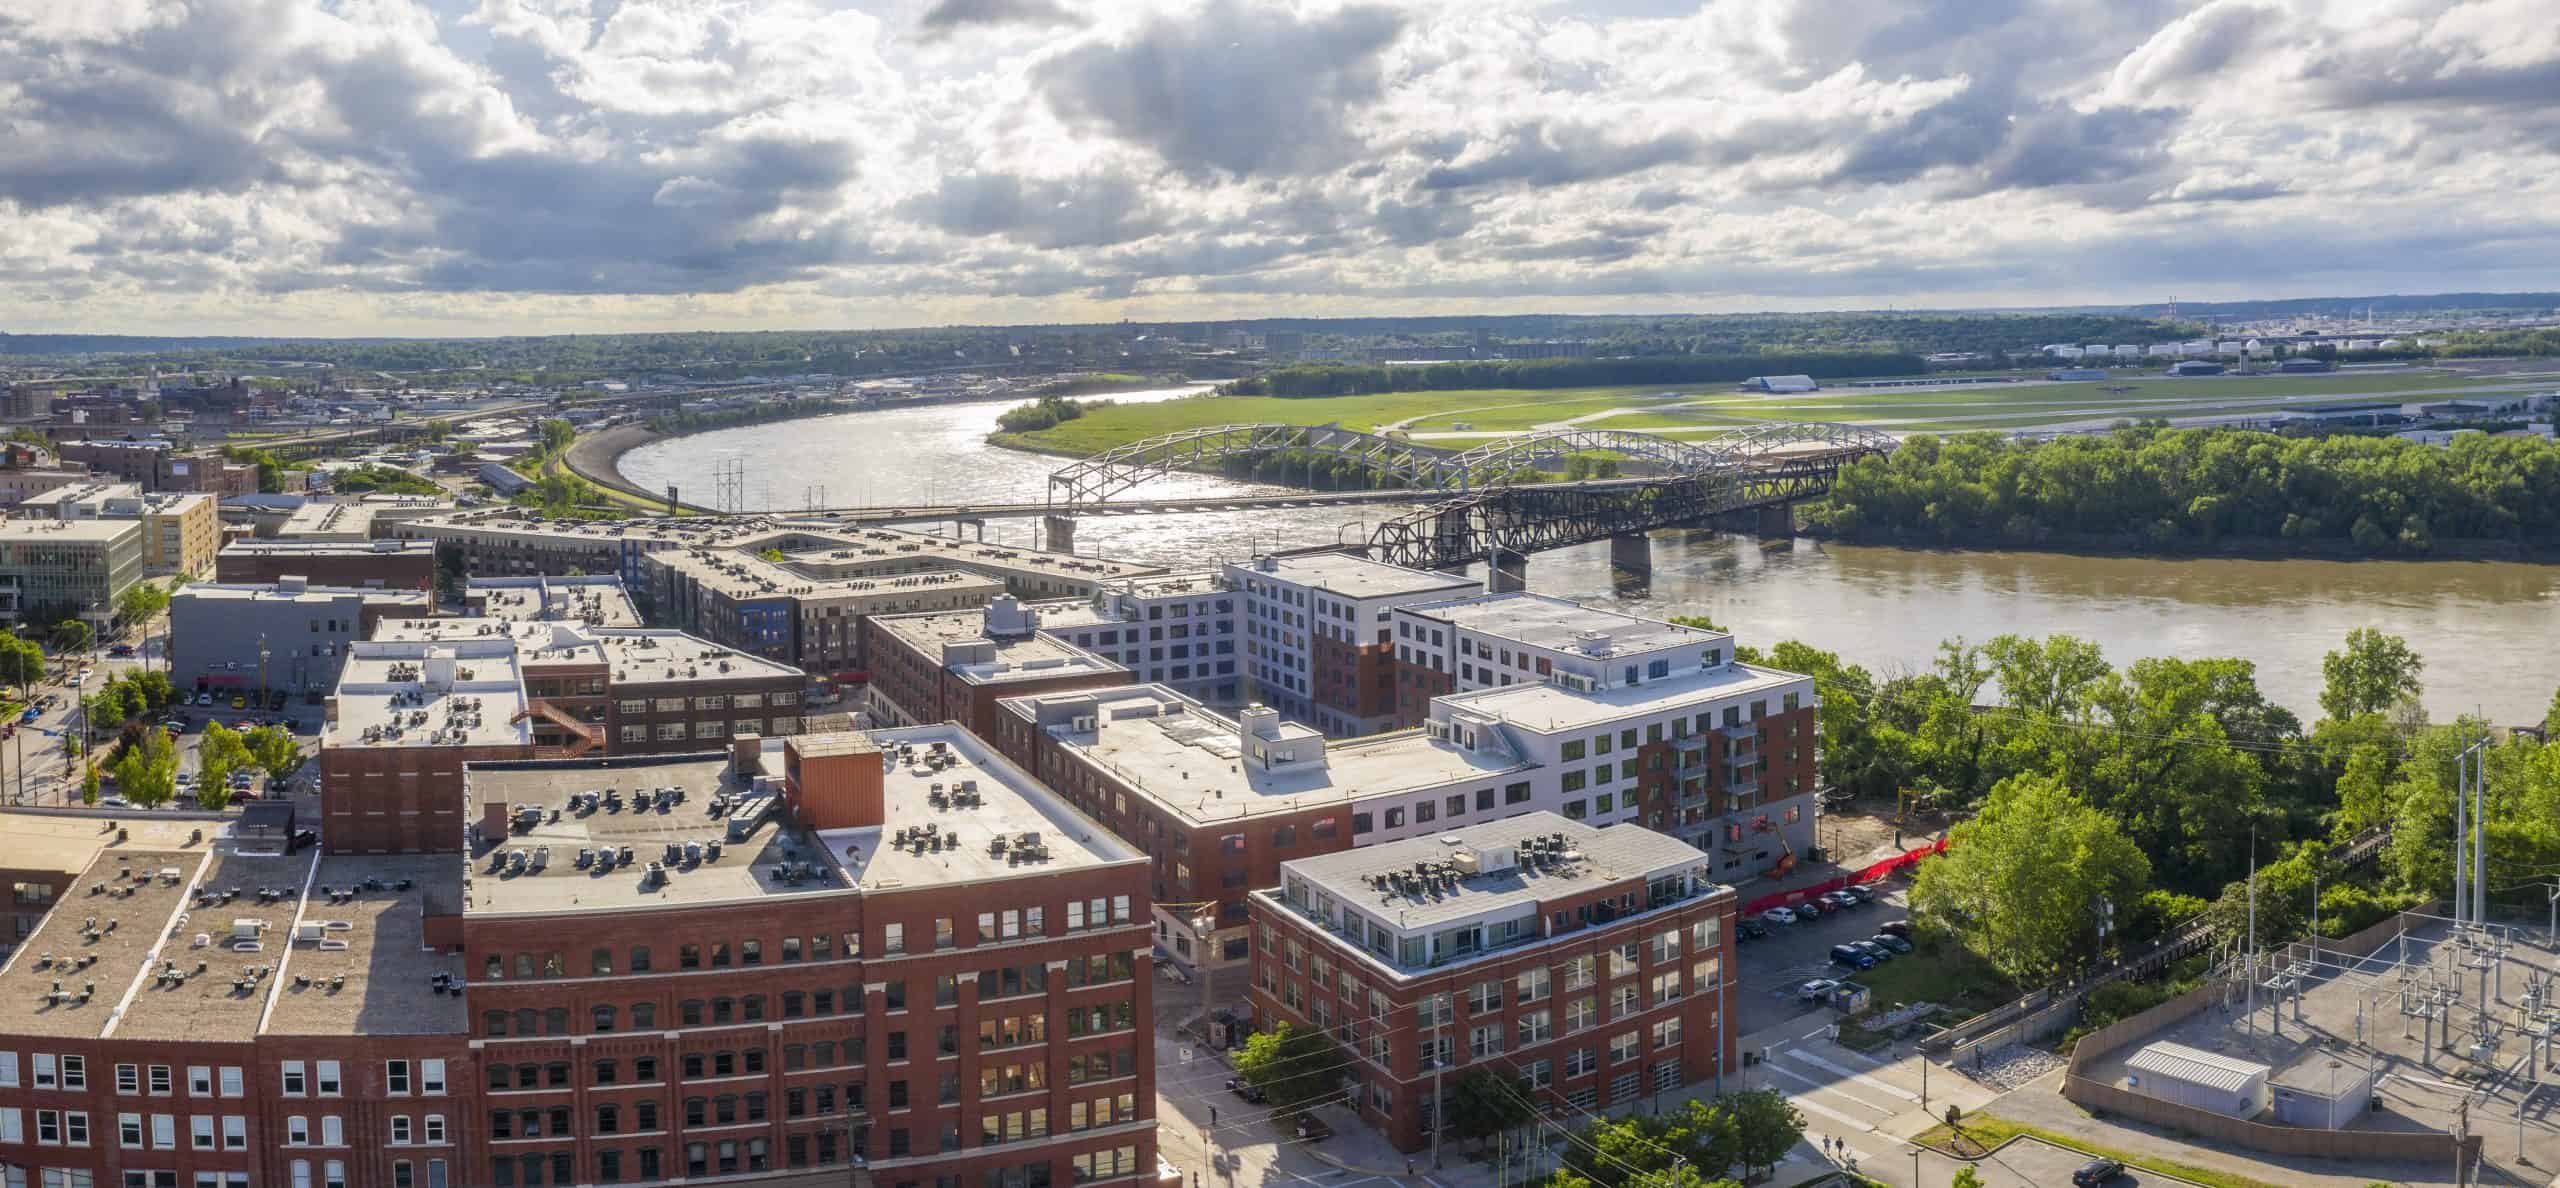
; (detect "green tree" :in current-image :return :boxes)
[80,761,100,806]
[0,635,43,694]
[539,418,577,454]
[112,731,179,808]
[198,721,251,794]
[1720,1089,1805,1181]
[244,726,306,784]
[2320,628,2424,723]
[115,582,171,630]
[50,618,92,655]
[1909,773,2152,982]
[1443,1070,1535,1148]
[1231,1023,1350,1118]
[1952,1166,1986,1188]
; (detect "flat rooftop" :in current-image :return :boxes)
[0,518,138,544]
[1275,811,1718,939]
[1014,684,1532,826]
[0,812,210,876]
[1231,552,1477,600]
[178,581,432,610]
[820,725,1143,893]
[654,546,1004,603]
[263,855,465,1036]
[0,849,207,1038]
[467,576,644,627]
[329,639,532,749]
[871,604,1126,686]
[593,629,802,686]
[1402,591,1730,659]
[277,502,375,538]
[464,753,848,916]
[113,848,318,1044]
[223,538,431,556]
[1439,660,1809,734]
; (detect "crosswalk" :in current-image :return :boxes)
[1762,1037,1911,1174]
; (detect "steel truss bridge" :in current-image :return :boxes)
[1043,422,1897,570]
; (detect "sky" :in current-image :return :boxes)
[2,0,2557,336]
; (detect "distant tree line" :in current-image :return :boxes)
[644,396,844,435]
[1804,426,2560,554]
[1225,353,1926,398]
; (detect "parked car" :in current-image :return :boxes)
[194,692,213,706]
[230,694,246,709]
[1879,920,1914,939]
[1829,944,1876,971]
[1839,884,1877,904]
[268,691,287,711]
[16,706,37,724]
[1760,906,1797,925]
[1737,918,1770,941]
[2071,1158,2127,1187]
[1869,933,1913,954]
[1796,900,1823,920]
[1820,890,1858,911]
[1225,1078,1265,1104]
[1796,978,1841,1003]
[1850,940,1893,964]
[100,795,132,809]
[107,643,136,658]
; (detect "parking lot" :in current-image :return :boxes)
[4,642,322,814]
[1735,882,1914,1034]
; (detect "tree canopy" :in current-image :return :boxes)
[1231,1023,1351,1118]
[1805,425,2560,554]
[1909,773,2153,983]
[2321,628,2425,722]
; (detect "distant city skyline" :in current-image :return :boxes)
[2,0,2556,336]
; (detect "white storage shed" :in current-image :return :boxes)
[2122,1041,2270,1119]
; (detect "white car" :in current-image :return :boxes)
[194,692,213,706]
[1761,906,1798,925]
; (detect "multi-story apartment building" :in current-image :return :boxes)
[216,540,438,598]
[17,483,221,577]
[1248,814,1735,1151]
[0,519,146,625]
[320,638,539,854]
[992,686,1531,967]
[1219,555,1473,738]
[647,548,1002,679]
[1023,574,1240,707]
[1399,598,1820,876]
[862,598,1131,740]
[169,580,434,700]
[994,598,1819,967]
[465,577,643,627]
[364,620,810,761]
[0,725,1161,1188]
[54,438,256,495]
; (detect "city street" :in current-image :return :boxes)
[3,618,321,813]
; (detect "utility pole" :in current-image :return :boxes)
[2246,826,2258,1032]
[2474,736,2490,928]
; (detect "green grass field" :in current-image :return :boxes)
[996,367,2508,455]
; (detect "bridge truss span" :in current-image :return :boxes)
[1046,423,1465,509]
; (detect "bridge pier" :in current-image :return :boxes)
[1041,514,1077,554]
[1607,532,1651,579]
[955,517,986,542]
[1486,549,1529,593]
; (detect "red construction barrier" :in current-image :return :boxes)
[1739,837,1949,917]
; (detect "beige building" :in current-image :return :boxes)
[16,481,219,576]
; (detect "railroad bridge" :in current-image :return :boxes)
[1040,422,1896,575]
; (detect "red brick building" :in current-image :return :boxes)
[862,599,1131,740]
[1248,814,1737,1152]
[217,540,439,597]
[1,725,1163,1188]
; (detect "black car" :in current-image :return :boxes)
[1737,918,1769,941]
[1225,1078,1265,1104]
[2071,1157,2126,1186]
[1879,920,1914,939]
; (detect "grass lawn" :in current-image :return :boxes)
[1851,941,2017,1017]
[1912,1113,2290,1188]
[995,367,2509,456]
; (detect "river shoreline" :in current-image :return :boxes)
[1797,526,2560,564]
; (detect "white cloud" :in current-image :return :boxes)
[0,0,2556,333]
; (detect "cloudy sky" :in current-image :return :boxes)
[3,0,2557,336]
